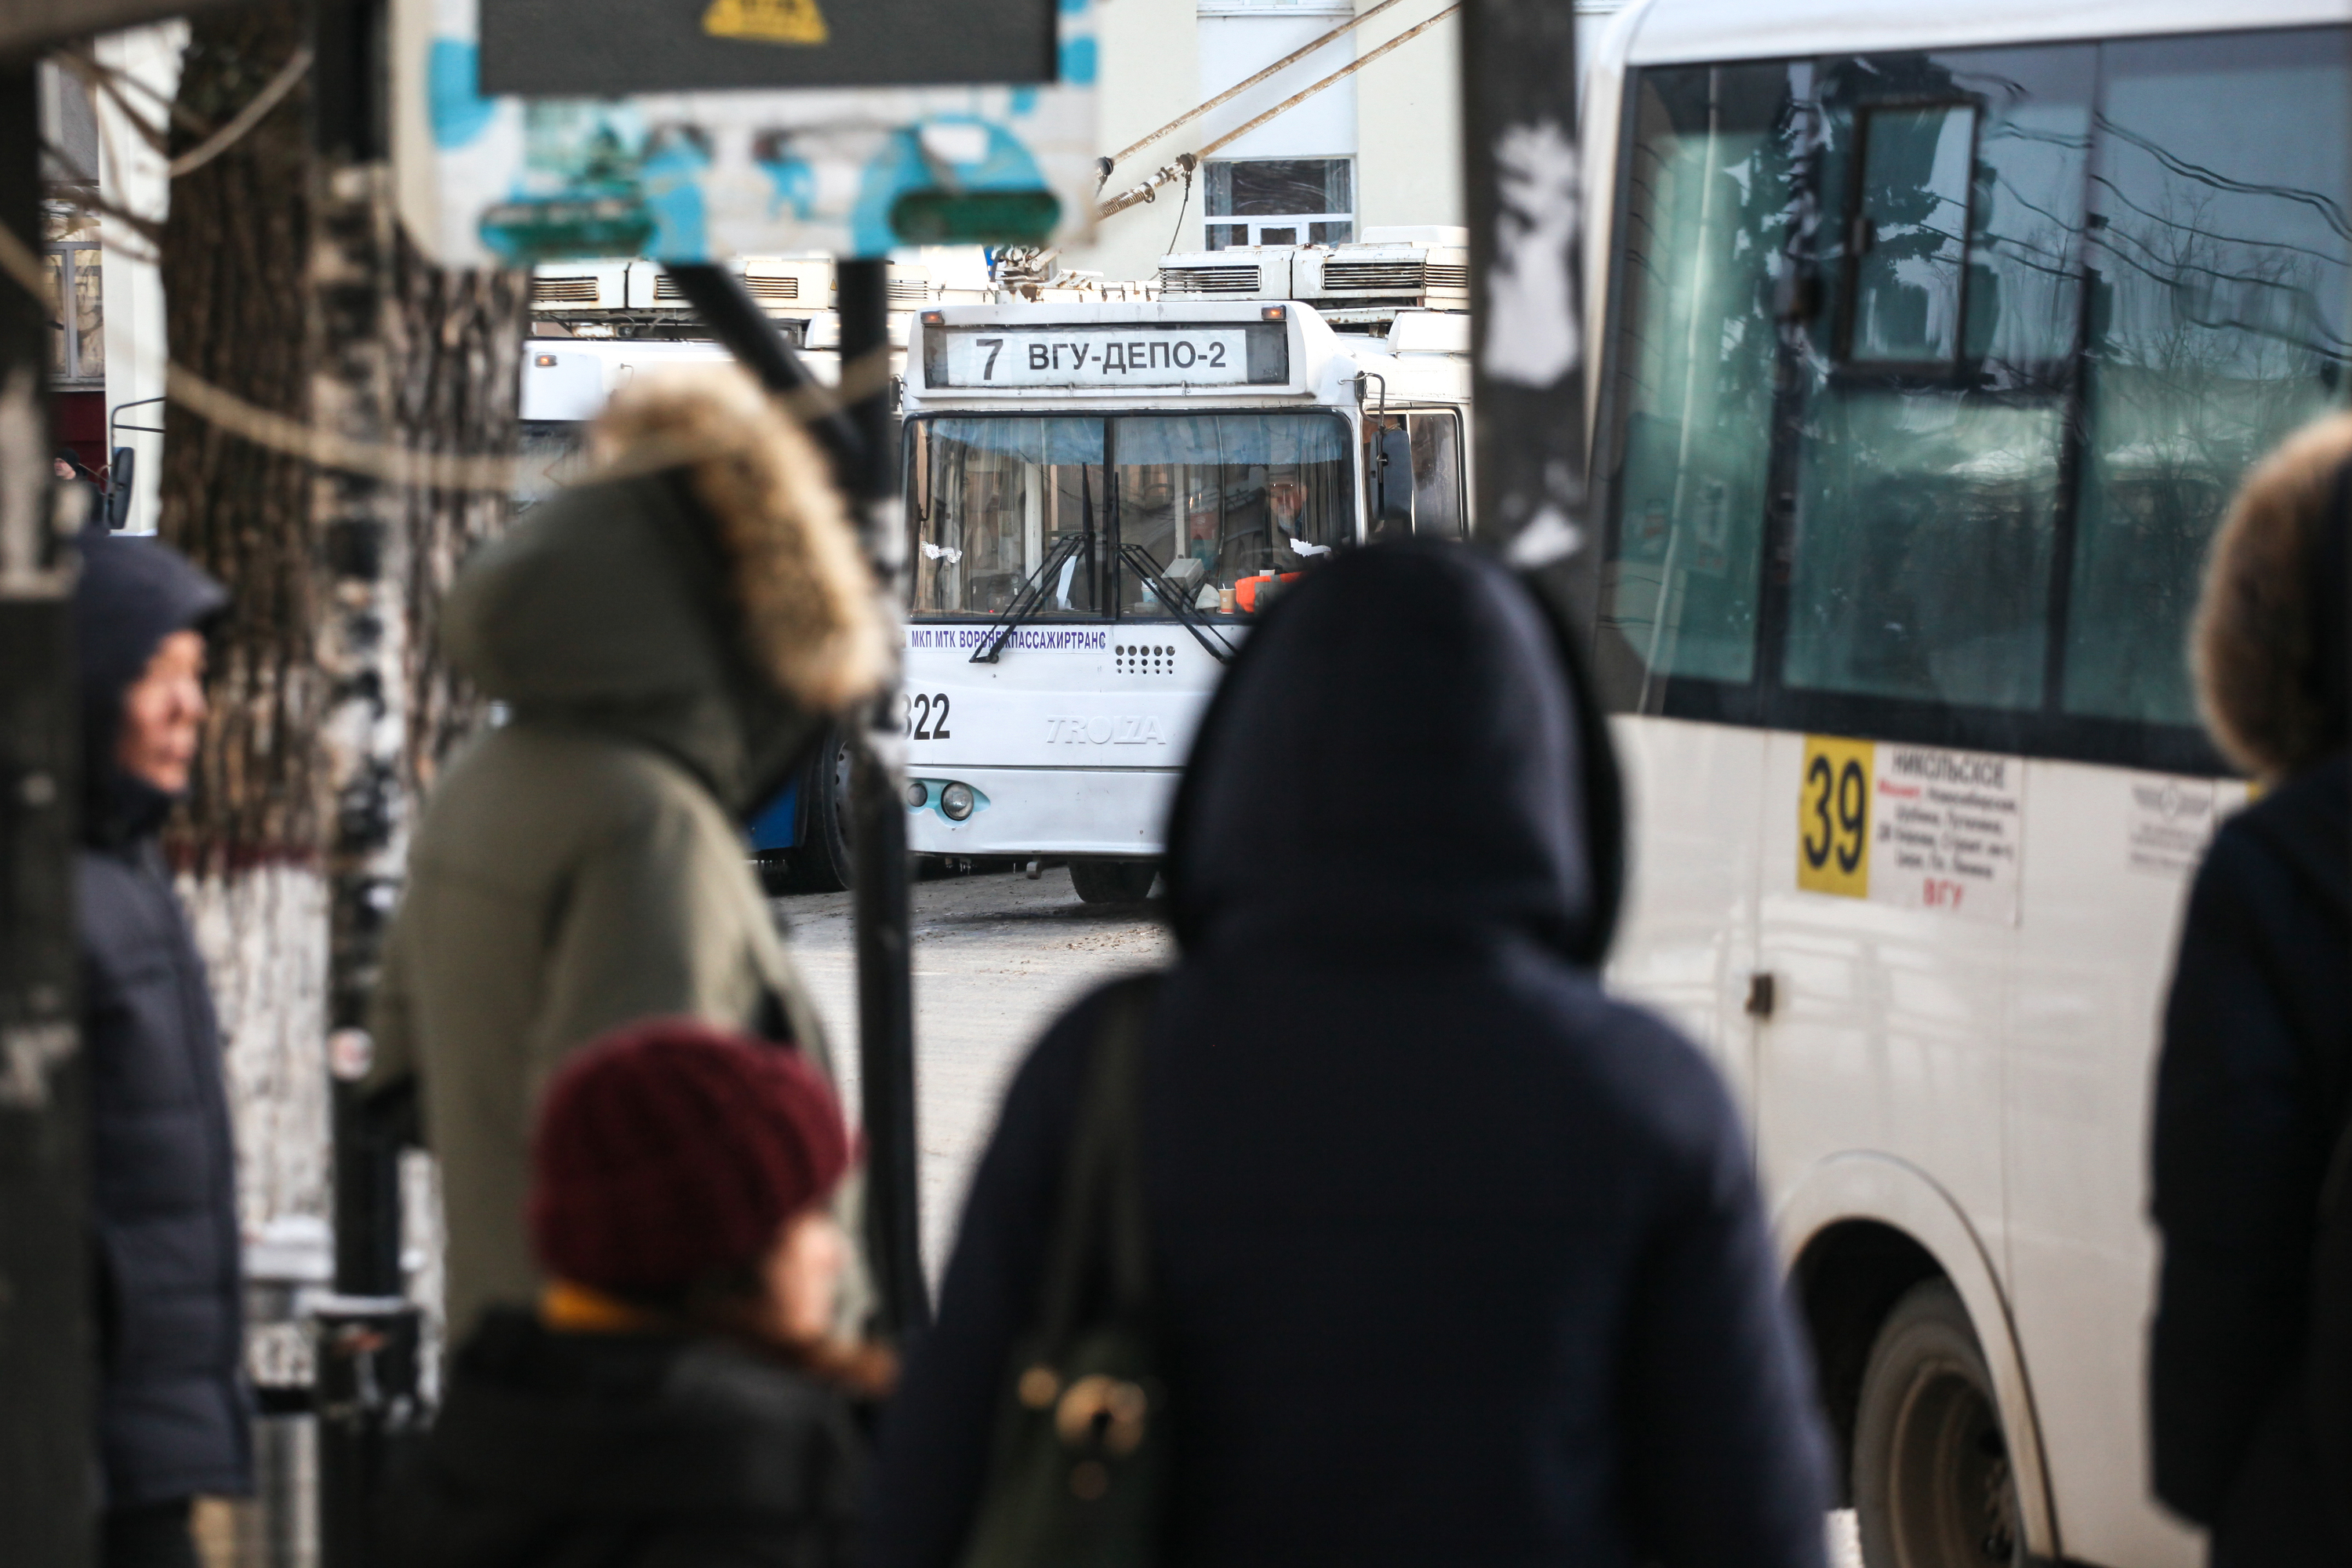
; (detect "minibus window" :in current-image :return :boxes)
[1408,413,1464,539]
[1785,47,2092,713]
[2060,28,2352,728]
[1598,63,1798,688]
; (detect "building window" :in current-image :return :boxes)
[45,209,103,389]
[1204,157,1353,249]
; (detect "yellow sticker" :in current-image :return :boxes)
[1798,734,1873,899]
[703,0,829,45]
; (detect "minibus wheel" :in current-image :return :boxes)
[1069,858,1158,902]
[1853,1279,2024,1568]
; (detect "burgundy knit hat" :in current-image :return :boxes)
[528,1018,854,1300]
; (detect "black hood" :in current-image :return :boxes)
[71,528,227,848]
[1162,540,1624,967]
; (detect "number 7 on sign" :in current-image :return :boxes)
[1798,734,1873,899]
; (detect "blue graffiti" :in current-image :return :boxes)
[641,129,711,260]
[1058,36,1097,86]
[428,38,495,148]
[848,115,1049,256]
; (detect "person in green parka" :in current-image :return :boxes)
[367,364,890,1338]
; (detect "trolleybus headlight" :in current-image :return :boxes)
[940,782,976,821]
[905,780,930,811]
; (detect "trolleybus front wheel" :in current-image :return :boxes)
[1068,858,1158,903]
[1853,1279,2024,1568]
[792,727,857,893]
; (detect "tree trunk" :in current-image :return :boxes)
[158,3,529,1256]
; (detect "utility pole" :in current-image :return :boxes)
[838,256,928,1342]
[1459,0,1584,572]
[0,56,93,1568]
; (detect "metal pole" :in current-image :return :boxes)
[837,256,928,1341]
[310,5,423,1563]
[665,259,926,1339]
[1460,0,1584,575]
[0,59,96,1568]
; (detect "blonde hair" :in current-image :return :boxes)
[2191,409,2352,781]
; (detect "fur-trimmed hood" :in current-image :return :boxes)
[445,365,888,813]
[2193,411,2352,782]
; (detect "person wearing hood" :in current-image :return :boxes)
[393,1018,887,1568]
[367,365,890,1337]
[872,542,1832,1568]
[71,528,249,1567]
[2150,411,2352,1566]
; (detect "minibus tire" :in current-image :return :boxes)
[1069,858,1158,903]
[1853,1279,2024,1568]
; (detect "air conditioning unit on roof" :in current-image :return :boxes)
[1156,238,1468,327]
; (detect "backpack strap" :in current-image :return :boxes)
[1030,977,1160,1359]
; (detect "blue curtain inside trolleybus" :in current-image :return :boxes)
[1595,27,2350,768]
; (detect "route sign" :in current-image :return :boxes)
[393,0,1097,262]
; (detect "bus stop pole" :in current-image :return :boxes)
[837,257,929,1342]
[0,60,96,1568]
[1459,0,1584,574]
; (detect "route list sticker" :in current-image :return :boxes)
[1797,736,2024,924]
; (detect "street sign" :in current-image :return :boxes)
[478,0,1056,96]
[393,0,1098,263]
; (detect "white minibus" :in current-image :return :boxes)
[1573,2,2349,1563]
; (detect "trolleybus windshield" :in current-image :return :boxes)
[906,412,1355,620]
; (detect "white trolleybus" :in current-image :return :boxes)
[1572,2,2348,1564]
[895,245,1472,900]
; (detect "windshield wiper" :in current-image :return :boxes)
[969,531,1090,664]
[1116,543,1236,665]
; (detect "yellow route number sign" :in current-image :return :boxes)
[1798,735,1874,899]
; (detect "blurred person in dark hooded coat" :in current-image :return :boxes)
[873,541,1832,1568]
[2151,411,2352,1567]
[71,528,248,1568]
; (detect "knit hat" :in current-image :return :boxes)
[528,1019,854,1300]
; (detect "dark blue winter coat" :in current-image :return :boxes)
[872,542,1831,1568]
[2151,748,2351,1566]
[72,531,251,1506]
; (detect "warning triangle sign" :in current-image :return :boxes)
[702,0,829,45]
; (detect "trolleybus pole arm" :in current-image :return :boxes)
[660,263,867,491]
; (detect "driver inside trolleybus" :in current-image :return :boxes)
[906,412,1353,622]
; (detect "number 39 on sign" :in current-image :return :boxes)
[1798,735,1873,898]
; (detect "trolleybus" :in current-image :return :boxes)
[1571,2,2349,1563]
[895,277,1472,898]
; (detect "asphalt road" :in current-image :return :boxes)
[775,863,1174,1282]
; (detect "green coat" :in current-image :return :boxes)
[372,373,887,1334]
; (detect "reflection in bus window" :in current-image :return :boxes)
[1363,412,1466,541]
[910,417,1105,618]
[2063,29,2351,727]
[1785,47,2092,713]
[1115,414,1352,618]
[1599,63,1795,687]
[1844,102,1978,366]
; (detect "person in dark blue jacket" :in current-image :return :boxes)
[2152,413,2352,1568]
[71,529,248,1568]
[873,540,1832,1568]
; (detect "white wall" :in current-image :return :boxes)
[95,23,183,535]
[1352,0,1461,234]
[1058,0,1205,285]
